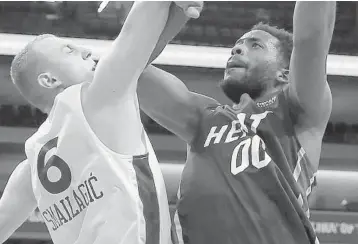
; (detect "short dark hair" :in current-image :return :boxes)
[10,34,55,107]
[251,22,293,68]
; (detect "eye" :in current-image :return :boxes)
[84,51,92,59]
[64,45,74,54]
[252,43,262,49]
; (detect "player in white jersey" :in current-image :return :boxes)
[0,2,202,244]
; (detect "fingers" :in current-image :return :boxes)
[186,6,201,19]
[174,1,203,19]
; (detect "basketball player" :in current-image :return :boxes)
[138,2,335,244]
[0,2,201,244]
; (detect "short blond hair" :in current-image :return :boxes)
[10,34,55,108]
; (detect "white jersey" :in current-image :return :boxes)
[24,84,171,244]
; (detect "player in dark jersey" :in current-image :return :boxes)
[137,2,335,244]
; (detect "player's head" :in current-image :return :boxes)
[220,23,293,103]
[10,34,96,112]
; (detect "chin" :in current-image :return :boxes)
[219,77,263,103]
[219,78,244,104]
[224,68,246,82]
[81,72,94,84]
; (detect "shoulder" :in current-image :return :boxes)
[285,78,332,128]
[274,86,303,125]
[180,92,220,145]
[190,92,221,114]
[189,92,222,128]
[25,84,86,158]
[283,84,328,171]
[47,83,84,121]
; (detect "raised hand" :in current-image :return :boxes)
[174,1,203,19]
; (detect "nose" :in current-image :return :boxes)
[82,49,92,60]
[232,44,243,55]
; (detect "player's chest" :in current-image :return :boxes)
[199,109,275,149]
[195,109,280,176]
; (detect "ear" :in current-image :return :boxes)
[276,68,289,84]
[37,73,62,89]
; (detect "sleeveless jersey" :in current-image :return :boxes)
[175,88,319,244]
[24,84,171,244]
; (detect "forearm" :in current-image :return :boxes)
[0,160,37,243]
[87,1,171,104]
[120,1,170,92]
[148,3,190,64]
[293,1,336,44]
[289,2,335,125]
[112,1,171,59]
[0,204,36,243]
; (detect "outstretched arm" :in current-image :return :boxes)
[82,2,171,154]
[0,160,37,243]
[288,2,336,127]
[138,2,216,144]
[149,2,203,64]
[85,1,171,106]
[138,65,218,144]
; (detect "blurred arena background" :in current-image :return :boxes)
[0,1,358,244]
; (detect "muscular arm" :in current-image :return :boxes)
[148,3,190,64]
[82,2,171,154]
[0,160,37,243]
[138,65,218,144]
[137,2,212,144]
[289,2,336,127]
[85,1,171,105]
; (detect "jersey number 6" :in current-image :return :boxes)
[231,135,272,175]
[37,137,72,194]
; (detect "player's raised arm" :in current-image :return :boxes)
[138,2,211,144]
[149,2,203,64]
[138,65,218,144]
[84,1,171,107]
[0,160,37,243]
[288,2,336,127]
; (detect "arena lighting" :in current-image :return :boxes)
[1,33,358,77]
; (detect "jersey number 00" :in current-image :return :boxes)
[231,135,272,175]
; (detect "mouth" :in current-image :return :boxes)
[226,60,247,69]
[91,62,97,71]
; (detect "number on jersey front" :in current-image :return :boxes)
[37,137,72,194]
[231,135,272,175]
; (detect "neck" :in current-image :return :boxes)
[35,102,50,115]
[38,92,58,115]
[254,87,280,102]
[233,86,282,109]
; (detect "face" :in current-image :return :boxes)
[220,30,283,102]
[36,36,96,88]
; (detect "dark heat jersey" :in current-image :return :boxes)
[175,88,319,244]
